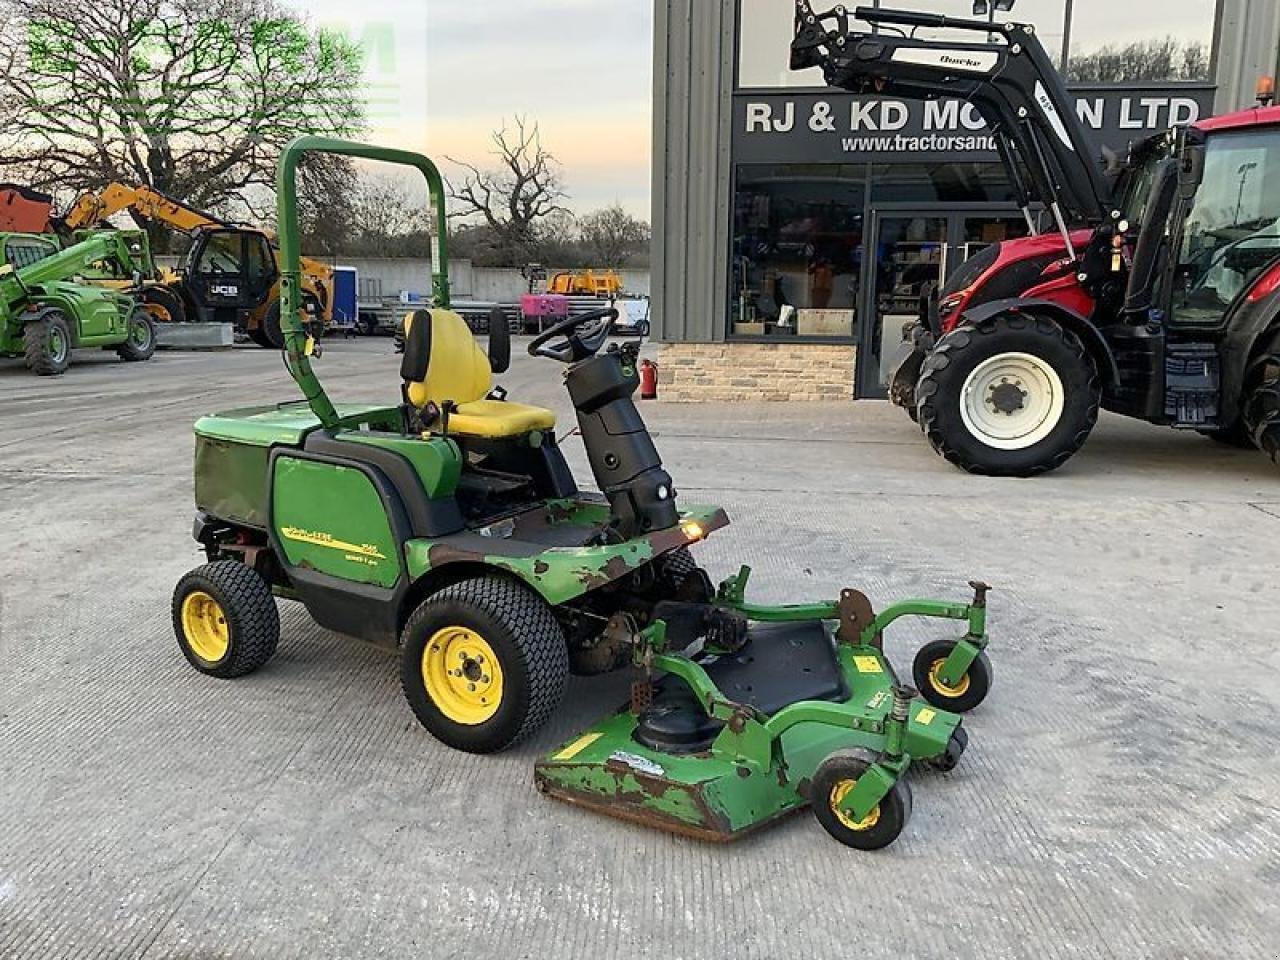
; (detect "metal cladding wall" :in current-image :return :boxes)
[651,0,736,344]
[1214,0,1280,111]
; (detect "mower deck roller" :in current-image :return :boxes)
[173,136,999,851]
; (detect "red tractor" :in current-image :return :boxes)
[793,3,1280,475]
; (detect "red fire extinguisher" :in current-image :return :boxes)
[639,358,659,400]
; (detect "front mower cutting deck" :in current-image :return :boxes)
[537,573,991,849]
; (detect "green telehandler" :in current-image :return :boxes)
[0,229,156,375]
[172,137,999,850]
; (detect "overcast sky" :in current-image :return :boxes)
[304,0,654,217]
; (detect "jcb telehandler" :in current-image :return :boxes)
[793,2,1280,475]
[0,230,155,375]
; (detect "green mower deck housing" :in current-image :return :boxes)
[0,229,156,374]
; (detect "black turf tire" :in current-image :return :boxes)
[927,724,969,772]
[172,561,280,679]
[399,576,569,753]
[912,638,993,713]
[23,309,72,376]
[259,300,285,349]
[116,310,156,361]
[811,748,913,851]
[656,546,713,602]
[915,314,1100,476]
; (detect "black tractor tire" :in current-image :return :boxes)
[656,546,714,602]
[137,286,187,325]
[915,314,1100,477]
[172,561,280,679]
[116,310,157,362]
[258,300,285,349]
[400,576,569,753]
[912,639,993,713]
[23,309,72,376]
[811,748,913,851]
[1199,420,1256,448]
[1244,370,1280,466]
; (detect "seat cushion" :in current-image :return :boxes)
[404,309,492,409]
[447,399,556,438]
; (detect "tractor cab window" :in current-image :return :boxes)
[4,236,58,269]
[245,234,274,280]
[1174,129,1280,324]
[195,233,244,274]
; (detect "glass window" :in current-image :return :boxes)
[869,161,1020,205]
[196,233,243,273]
[1066,0,1216,81]
[1174,130,1280,323]
[246,235,274,279]
[4,237,58,269]
[738,0,1069,88]
[730,164,867,339]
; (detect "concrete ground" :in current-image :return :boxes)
[1,337,1277,960]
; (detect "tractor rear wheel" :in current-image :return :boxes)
[23,309,72,376]
[1244,364,1280,466]
[811,748,913,850]
[172,561,280,678]
[915,314,1100,476]
[400,576,569,753]
[116,310,156,362]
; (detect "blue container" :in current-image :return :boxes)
[332,266,358,328]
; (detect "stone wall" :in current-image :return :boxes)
[656,342,856,402]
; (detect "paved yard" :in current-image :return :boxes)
[1,338,1277,959]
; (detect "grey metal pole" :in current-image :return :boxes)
[1061,0,1074,72]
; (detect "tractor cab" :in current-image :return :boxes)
[179,226,282,332]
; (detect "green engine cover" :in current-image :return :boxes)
[271,455,401,588]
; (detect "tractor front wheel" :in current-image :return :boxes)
[116,310,157,362]
[1243,354,1280,466]
[400,576,569,753]
[172,561,280,678]
[811,749,913,850]
[915,314,1100,476]
[23,309,72,376]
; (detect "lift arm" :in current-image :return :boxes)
[1,231,148,313]
[791,3,1117,257]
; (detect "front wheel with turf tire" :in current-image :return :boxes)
[172,561,280,678]
[811,749,913,850]
[116,310,156,362]
[400,576,569,753]
[23,309,72,376]
[916,314,1100,476]
[913,638,992,713]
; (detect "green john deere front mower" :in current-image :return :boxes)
[173,137,997,849]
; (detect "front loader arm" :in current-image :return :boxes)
[792,3,1116,256]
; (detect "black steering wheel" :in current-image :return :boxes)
[527,307,618,363]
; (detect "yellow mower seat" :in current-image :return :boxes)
[401,309,556,439]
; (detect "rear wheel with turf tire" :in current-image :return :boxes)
[1243,356,1280,466]
[811,748,912,850]
[116,310,156,362]
[916,314,1100,476]
[172,561,280,678]
[23,309,72,376]
[912,638,992,713]
[400,576,569,753]
[656,546,713,602]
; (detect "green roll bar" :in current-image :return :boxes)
[275,136,452,428]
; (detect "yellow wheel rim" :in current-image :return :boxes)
[928,657,971,698]
[421,626,504,725]
[830,779,880,832]
[181,591,230,663]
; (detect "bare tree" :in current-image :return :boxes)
[577,204,650,267]
[0,0,365,220]
[447,116,568,264]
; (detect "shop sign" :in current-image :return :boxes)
[732,85,1217,163]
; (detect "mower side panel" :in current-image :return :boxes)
[271,455,401,589]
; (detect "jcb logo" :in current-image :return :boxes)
[210,284,239,296]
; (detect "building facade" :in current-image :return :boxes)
[652,0,1272,401]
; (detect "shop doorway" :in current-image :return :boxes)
[857,208,1035,398]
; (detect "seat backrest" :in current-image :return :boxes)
[401,309,492,409]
